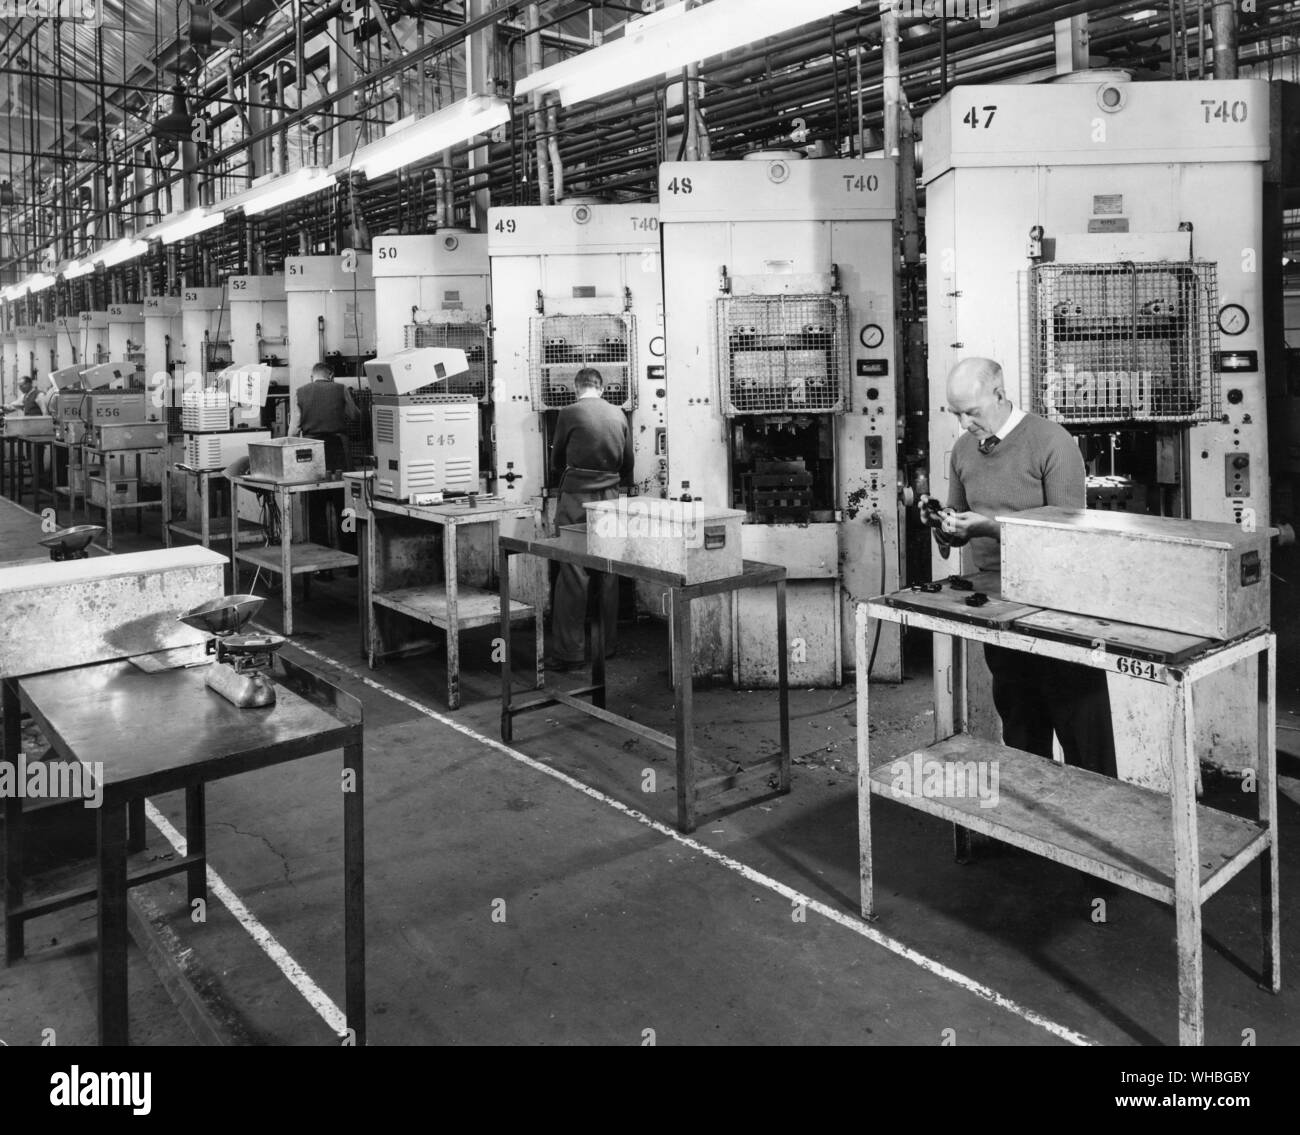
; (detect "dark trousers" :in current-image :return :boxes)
[550,486,620,663]
[306,433,355,553]
[983,644,1118,777]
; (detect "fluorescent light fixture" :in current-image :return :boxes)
[146,207,225,245]
[349,96,511,180]
[1123,9,1160,19]
[23,272,56,293]
[515,0,860,105]
[223,166,330,216]
[96,238,148,268]
[62,258,95,279]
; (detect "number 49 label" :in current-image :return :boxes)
[1114,655,1166,683]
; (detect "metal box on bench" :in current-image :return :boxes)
[91,421,166,451]
[4,414,54,437]
[583,498,745,584]
[999,507,1271,641]
[89,476,139,507]
[246,436,326,483]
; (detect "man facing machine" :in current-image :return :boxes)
[934,356,1116,777]
[288,361,361,563]
[545,367,634,672]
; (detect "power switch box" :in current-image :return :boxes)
[864,435,884,470]
[1225,452,1250,498]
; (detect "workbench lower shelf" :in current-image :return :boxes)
[167,519,266,544]
[374,584,532,631]
[234,542,358,575]
[869,735,1270,905]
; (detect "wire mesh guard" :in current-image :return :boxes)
[717,294,850,416]
[404,321,492,402]
[528,314,636,411]
[1027,261,1220,424]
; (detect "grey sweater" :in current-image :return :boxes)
[948,412,1084,573]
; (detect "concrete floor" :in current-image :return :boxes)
[1,488,1298,1046]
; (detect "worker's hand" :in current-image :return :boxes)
[940,510,997,541]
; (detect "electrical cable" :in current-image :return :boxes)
[866,517,885,676]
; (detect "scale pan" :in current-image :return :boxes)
[178,594,265,635]
[38,525,104,553]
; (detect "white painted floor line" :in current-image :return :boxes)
[277,632,1097,1047]
[142,800,349,1039]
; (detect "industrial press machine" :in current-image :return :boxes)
[488,200,665,607]
[284,253,377,470]
[52,314,79,372]
[922,74,1277,780]
[77,310,111,365]
[659,155,902,685]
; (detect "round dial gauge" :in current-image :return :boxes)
[859,323,885,349]
[1217,303,1249,336]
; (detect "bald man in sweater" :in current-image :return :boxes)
[939,357,1116,777]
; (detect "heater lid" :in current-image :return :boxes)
[364,346,469,397]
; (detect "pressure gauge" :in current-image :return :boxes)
[1217,303,1249,336]
[859,323,885,349]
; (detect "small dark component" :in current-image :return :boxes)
[910,581,942,593]
[964,592,989,607]
[947,575,974,591]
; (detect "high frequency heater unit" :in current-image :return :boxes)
[185,429,272,471]
[921,74,1276,783]
[660,155,900,685]
[363,347,478,502]
[373,231,494,501]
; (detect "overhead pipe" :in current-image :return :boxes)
[546,96,565,198]
[882,1,902,158]
[1210,0,1238,77]
[0,0,1242,270]
[526,3,551,206]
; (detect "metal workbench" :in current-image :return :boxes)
[856,581,1280,1047]
[229,473,358,635]
[1,434,57,516]
[359,494,542,709]
[499,532,791,833]
[83,444,164,551]
[2,652,366,1046]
